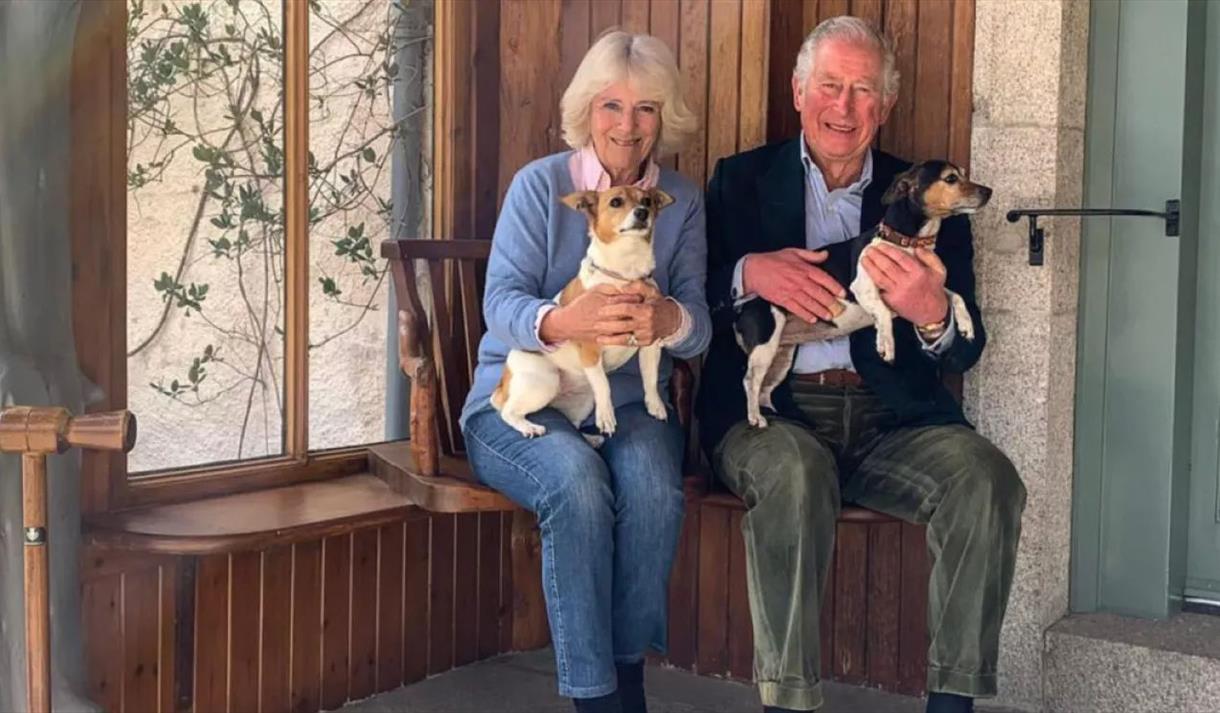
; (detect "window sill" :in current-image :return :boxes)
[84,472,421,556]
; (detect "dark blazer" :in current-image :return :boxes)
[695,138,987,459]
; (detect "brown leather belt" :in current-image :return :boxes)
[793,368,864,388]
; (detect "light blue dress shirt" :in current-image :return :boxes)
[730,141,955,373]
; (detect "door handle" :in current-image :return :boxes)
[1005,199,1180,265]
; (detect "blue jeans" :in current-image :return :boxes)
[463,402,687,698]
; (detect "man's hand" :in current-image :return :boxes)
[860,243,949,325]
[741,247,846,322]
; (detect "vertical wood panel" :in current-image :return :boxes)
[649,0,681,171]
[350,528,381,700]
[727,509,754,680]
[866,522,902,689]
[377,522,406,693]
[898,522,930,695]
[510,512,550,650]
[499,512,515,654]
[666,497,700,669]
[591,0,623,35]
[321,535,352,709]
[229,552,262,713]
[473,1,503,233]
[72,0,125,514]
[159,564,177,713]
[677,0,709,188]
[706,0,741,178]
[404,516,432,683]
[478,512,504,659]
[767,0,803,143]
[739,0,769,151]
[559,0,593,158]
[621,0,650,33]
[261,546,294,713]
[429,513,457,674]
[820,557,834,680]
[819,0,851,20]
[948,0,975,170]
[833,523,869,684]
[696,503,730,674]
[85,576,123,713]
[852,0,884,29]
[290,541,322,713]
[454,513,481,666]
[124,571,160,713]
[881,0,918,159]
[499,0,563,195]
[912,0,951,160]
[194,555,229,713]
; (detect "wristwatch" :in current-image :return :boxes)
[916,309,950,341]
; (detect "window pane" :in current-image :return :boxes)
[306,1,432,450]
[127,0,286,473]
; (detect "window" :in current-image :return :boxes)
[123,0,432,477]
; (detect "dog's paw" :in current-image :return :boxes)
[581,433,606,449]
[645,394,668,421]
[747,410,769,429]
[595,408,617,436]
[515,422,547,439]
[959,318,975,341]
[877,335,896,363]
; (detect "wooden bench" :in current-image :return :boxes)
[379,237,934,695]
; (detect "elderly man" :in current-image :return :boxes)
[695,16,1026,713]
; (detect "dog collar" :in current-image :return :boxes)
[878,223,937,250]
[589,261,652,282]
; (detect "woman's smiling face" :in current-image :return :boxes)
[589,80,661,184]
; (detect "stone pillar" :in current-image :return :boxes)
[967,0,1090,708]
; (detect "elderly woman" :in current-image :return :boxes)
[459,30,711,713]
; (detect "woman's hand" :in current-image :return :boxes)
[595,281,681,346]
[539,284,644,344]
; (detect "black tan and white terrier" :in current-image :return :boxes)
[491,186,675,442]
[734,160,992,428]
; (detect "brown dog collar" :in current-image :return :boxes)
[878,223,937,250]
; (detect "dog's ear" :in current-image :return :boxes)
[651,188,675,211]
[560,190,599,218]
[882,167,919,205]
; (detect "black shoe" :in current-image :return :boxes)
[616,661,647,713]
[573,690,622,713]
[926,691,974,713]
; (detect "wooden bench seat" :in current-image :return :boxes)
[85,473,418,555]
[381,237,930,695]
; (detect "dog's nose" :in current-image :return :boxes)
[977,185,993,202]
[633,207,649,221]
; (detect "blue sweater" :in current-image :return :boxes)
[459,151,712,430]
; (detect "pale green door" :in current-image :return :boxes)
[1072,0,1212,619]
[1185,0,1220,605]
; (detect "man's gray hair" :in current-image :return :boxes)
[793,16,899,99]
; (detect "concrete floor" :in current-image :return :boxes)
[339,648,1016,713]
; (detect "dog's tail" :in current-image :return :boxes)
[490,365,511,410]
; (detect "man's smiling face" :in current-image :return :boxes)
[793,37,896,168]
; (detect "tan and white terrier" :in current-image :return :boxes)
[491,186,675,443]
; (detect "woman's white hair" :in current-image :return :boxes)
[560,30,697,158]
[793,16,900,99]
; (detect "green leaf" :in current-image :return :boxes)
[361,147,376,163]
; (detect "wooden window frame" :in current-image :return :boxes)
[74,0,453,511]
